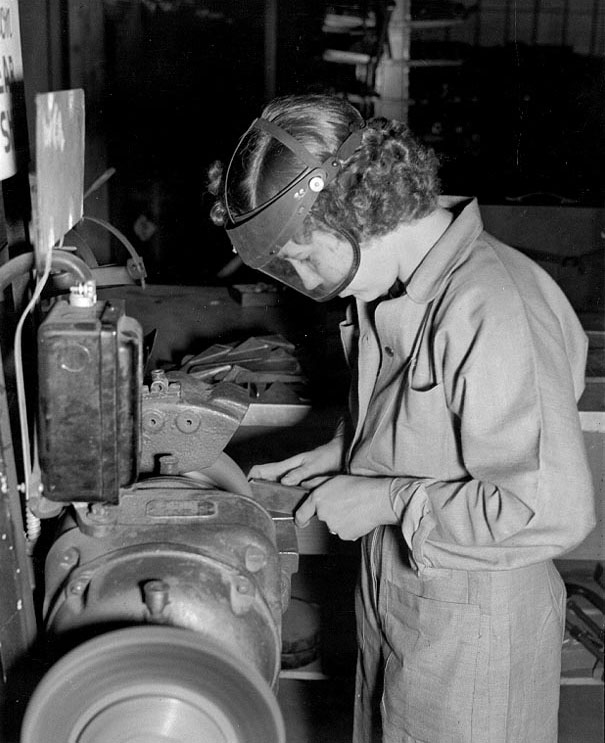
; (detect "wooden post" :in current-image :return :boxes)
[374,0,410,121]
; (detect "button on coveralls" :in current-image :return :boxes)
[339,198,596,743]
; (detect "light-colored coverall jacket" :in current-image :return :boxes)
[339,197,596,743]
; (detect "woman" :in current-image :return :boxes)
[208,94,595,743]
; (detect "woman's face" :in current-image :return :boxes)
[276,230,358,297]
[278,231,396,302]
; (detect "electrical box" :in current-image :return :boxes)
[38,299,142,503]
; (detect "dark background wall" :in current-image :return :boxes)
[17,0,605,286]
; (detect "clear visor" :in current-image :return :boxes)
[258,229,360,302]
[225,165,325,267]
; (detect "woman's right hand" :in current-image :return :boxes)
[247,437,345,487]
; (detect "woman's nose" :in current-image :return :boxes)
[291,260,323,290]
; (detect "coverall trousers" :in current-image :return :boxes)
[353,526,567,743]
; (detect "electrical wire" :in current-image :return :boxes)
[80,215,147,288]
[13,244,59,543]
[83,167,116,201]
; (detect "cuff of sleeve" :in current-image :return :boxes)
[389,478,433,572]
[388,477,420,521]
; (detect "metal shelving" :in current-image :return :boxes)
[319,2,395,115]
[374,1,475,120]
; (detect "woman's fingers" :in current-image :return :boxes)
[248,443,339,486]
[294,491,317,528]
[248,454,306,483]
[300,476,331,489]
[281,466,311,486]
[294,476,332,527]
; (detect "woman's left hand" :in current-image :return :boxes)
[295,475,399,541]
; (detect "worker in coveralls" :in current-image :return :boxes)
[208,94,596,743]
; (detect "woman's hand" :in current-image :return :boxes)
[295,475,399,541]
[247,437,345,486]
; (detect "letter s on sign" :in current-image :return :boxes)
[0,110,12,154]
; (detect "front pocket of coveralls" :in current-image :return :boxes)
[367,383,454,474]
[381,581,481,743]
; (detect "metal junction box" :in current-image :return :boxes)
[38,299,142,503]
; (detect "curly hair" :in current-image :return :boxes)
[208,94,440,244]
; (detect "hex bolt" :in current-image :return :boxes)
[143,580,170,616]
[244,545,267,573]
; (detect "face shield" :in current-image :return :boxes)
[224,117,363,302]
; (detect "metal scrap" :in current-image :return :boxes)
[178,335,309,404]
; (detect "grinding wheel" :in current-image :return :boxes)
[183,451,253,497]
[21,626,285,743]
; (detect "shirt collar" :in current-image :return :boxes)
[405,196,484,304]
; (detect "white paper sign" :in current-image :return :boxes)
[0,0,23,180]
[34,89,85,264]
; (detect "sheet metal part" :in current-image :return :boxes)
[179,335,307,403]
[249,479,309,514]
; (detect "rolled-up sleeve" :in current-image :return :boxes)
[389,281,596,572]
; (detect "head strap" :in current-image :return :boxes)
[254,116,365,178]
[254,118,320,169]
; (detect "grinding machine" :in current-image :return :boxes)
[15,279,299,743]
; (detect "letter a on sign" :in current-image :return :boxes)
[34,89,85,267]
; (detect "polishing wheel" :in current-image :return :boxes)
[21,626,285,743]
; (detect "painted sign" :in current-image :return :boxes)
[0,0,23,180]
[34,89,85,266]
